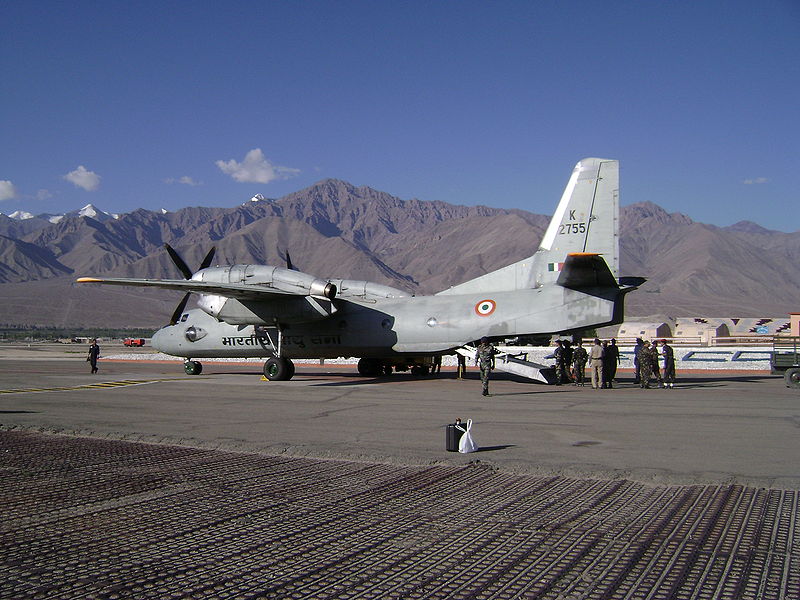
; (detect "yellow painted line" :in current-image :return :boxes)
[0,378,185,396]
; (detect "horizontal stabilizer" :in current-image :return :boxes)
[556,253,617,289]
[619,276,647,288]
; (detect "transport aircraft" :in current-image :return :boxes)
[78,158,644,380]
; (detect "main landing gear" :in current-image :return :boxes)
[263,357,296,381]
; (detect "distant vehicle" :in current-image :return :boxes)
[124,338,145,347]
[771,336,800,388]
[78,158,645,380]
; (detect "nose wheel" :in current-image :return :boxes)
[264,357,295,381]
[184,360,203,375]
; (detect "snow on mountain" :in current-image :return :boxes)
[5,203,119,223]
[8,210,35,220]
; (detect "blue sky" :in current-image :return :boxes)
[2,1,798,231]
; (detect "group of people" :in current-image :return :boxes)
[632,337,676,389]
[554,338,620,389]
[552,337,676,389]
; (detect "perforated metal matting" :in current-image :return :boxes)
[1,431,797,599]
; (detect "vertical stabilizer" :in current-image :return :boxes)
[437,158,619,296]
[538,158,618,277]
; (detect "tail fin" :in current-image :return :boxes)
[538,158,619,278]
[437,158,619,295]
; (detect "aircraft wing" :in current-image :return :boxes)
[76,277,300,301]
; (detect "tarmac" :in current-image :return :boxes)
[1,344,798,598]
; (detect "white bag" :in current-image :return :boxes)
[457,419,479,453]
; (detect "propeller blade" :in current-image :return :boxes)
[198,246,216,270]
[170,293,191,325]
[164,244,193,280]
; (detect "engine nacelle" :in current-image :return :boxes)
[194,265,336,300]
[330,279,409,300]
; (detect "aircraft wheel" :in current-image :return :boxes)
[264,357,292,381]
[358,358,379,376]
[184,360,202,375]
[785,367,800,389]
[410,366,422,376]
[382,364,393,376]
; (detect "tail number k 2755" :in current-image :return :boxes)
[559,222,586,234]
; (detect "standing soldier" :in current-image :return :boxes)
[475,337,496,396]
[650,341,663,387]
[553,340,566,385]
[605,338,621,387]
[590,338,604,390]
[638,340,653,388]
[633,338,644,384]
[661,339,676,388]
[572,341,588,386]
[86,338,101,374]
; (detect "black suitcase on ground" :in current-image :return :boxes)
[446,422,465,452]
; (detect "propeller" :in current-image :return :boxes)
[164,244,216,325]
[283,249,296,271]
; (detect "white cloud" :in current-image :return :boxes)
[743,177,769,185]
[215,148,300,183]
[64,165,101,191]
[36,189,53,201]
[165,176,202,186]
[0,180,16,201]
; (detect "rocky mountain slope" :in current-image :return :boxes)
[1,180,797,328]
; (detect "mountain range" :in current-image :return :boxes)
[1,180,798,329]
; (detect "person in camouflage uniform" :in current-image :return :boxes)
[649,340,663,387]
[553,340,566,385]
[572,341,588,386]
[475,337,496,396]
[638,340,654,388]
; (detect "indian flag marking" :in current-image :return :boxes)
[547,262,564,272]
[475,299,496,316]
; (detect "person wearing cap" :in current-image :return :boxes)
[660,339,676,388]
[474,337,496,396]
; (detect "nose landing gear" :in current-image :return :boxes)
[184,360,203,375]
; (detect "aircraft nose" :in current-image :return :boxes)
[151,326,172,354]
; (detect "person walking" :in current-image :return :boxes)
[572,341,588,386]
[590,338,604,390]
[475,337,496,396]
[661,339,676,388]
[86,338,100,374]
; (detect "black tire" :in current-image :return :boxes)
[184,360,202,375]
[264,357,292,381]
[785,367,800,389]
[358,358,382,377]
